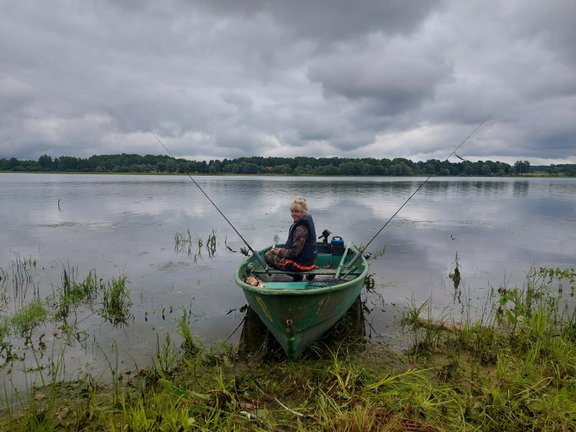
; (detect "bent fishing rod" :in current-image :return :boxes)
[147,128,268,269]
[341,116,491,277]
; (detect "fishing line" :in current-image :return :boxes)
[147,128,268,268]
[341,116,491,277]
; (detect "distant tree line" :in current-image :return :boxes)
[1,154,575,177]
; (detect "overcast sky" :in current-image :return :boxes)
[1,0,575,164]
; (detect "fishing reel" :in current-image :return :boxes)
[318,229,331,243]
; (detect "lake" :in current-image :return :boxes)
[1,173,575,403]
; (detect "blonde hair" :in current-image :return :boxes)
[290,197,309,215]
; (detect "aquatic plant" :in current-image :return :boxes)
[206,229,217,257]
[174,228,220,262]
[0,320,7,342]
[0,267,8,309]
[178,306,198,356]
[8,298,47,336]
[100,275,132,325]
[154,333,179,376]
[538,266,575,296]
[400,298,453,358]
[55,267,99,319]
[364,273,375,290]
[1,256,134,386]
[2,254,39,308]
[449,252,462,292]
[174,227,193,254]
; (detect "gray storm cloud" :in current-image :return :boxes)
[0,0,574,163]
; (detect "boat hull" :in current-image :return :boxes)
[235,245,369,358]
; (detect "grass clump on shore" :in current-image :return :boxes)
[2,266,576,431]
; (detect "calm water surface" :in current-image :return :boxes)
[1,173,575,400]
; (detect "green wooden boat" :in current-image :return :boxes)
[234,242,369,359]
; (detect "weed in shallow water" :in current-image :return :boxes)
[3,254,39,307]
[401,299,450,357]
[178,306,199,356]
[9,298,47,336]
[206,229,217,257]
[100,275,132,325]
[174,228,220,262]
[55,267,100,320]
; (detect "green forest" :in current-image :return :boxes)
[1,154,575,176]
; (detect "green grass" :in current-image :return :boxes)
[100,275,132,325]
[8,298,48,336]
[55,267,100,319]
[2,266,576,431]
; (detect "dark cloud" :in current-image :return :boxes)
[0,0,575,164]
[308,37,453,116]
[507,1,576,65]
[194,0,444,42]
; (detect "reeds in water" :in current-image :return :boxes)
[174,228,219,261]
[1,258,133,377]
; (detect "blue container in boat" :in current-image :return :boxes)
[331,236,345,256]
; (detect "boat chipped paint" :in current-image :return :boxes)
[256,296,273,323]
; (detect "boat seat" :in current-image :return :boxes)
[261,278,346,291]
[261,282,310,290]
[255,268,336,276]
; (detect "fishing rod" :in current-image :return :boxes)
[147,128,268,269]
[341,116,491,277]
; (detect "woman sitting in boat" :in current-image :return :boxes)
[265,197,318,280]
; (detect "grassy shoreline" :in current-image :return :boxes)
[2,267,575,431]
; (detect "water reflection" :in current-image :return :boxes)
[512,180,530,196]
[238,296,366,360]
[1,173,576,399]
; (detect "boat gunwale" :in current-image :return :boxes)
[235,249,369,296]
